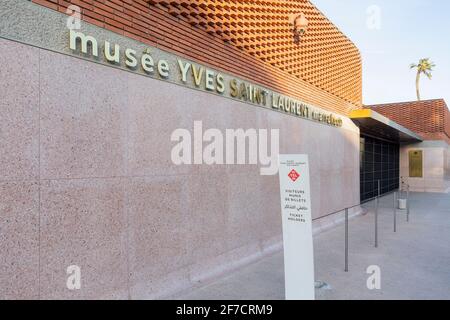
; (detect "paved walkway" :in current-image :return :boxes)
[175,192,450,300]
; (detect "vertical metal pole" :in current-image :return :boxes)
[345,208,348,272]
[375,180,380,248]
[406,187,410,222]
[378,180,381,197]
[393,191,397,232]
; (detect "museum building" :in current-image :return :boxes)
[0,0,449,299]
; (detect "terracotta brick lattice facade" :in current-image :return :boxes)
[367,99,450,143]
[31,0,363,115]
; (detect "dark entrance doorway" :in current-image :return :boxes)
[360,135,400,201]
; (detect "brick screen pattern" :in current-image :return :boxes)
[31,0,362,115]
[147,0,362,106]
[367,99,450,143]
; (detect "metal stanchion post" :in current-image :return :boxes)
[407,187,410,222]
[345,208,348,272]
[375,180,380,248]
[393,190,397,232]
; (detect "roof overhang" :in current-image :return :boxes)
[350,109,423,143]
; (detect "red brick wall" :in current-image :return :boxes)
[31,0,362,116]
[368,99,450,143]
[445,104,450,139]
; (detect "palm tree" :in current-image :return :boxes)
[410,58,435,101]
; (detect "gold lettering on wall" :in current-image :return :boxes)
[69,30,343,127]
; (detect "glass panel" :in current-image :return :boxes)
[360,135,400,201]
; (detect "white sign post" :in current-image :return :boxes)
[278,154,315,300]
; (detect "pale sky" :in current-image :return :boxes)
[311,0,450,107]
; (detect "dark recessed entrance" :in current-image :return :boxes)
[350,109,422,202]
[360,135,399,201]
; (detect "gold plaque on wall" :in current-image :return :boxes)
[409,150,423,178]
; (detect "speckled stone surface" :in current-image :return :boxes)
[0,181,39,299]
[0,40,39,181]
[127,73,193,177]
[186,173,230,262]
[126,175,192,299]
[39,50,128,180]
[0,26,361,298]
[39,178,128,300]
